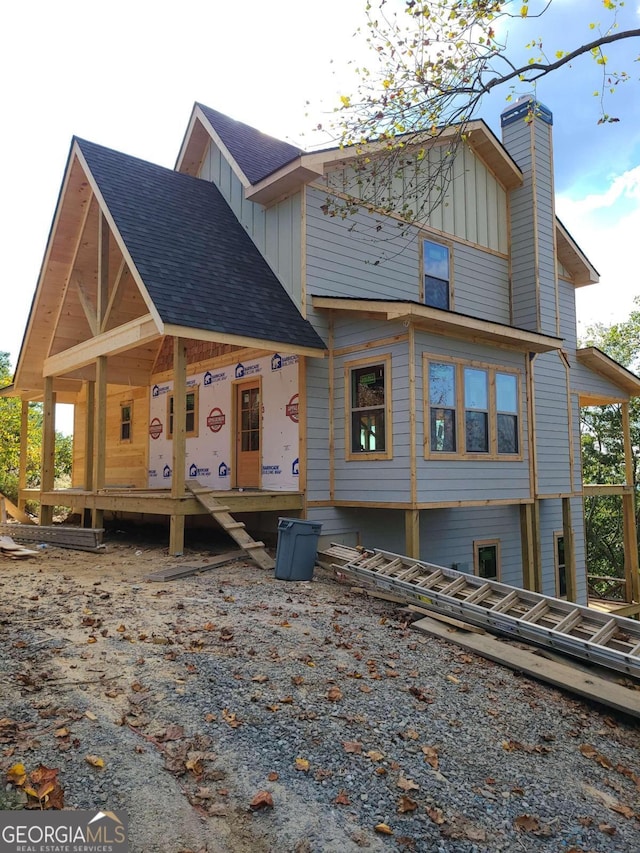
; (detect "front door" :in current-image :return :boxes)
[235,380,261,488]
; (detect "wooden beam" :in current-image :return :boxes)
[404,509,420,559]
[18,401,29,512]
[169,337,187,556]
[532,500,543,593]
[562,497,577,603]
[43,315,160,377]
[621,402,640,604]
[40,378,56,526]
[91,357,106,529]
[583,483,633,497]
[75,278,98,336]
[520,503,536,591]
[100,258,127,333]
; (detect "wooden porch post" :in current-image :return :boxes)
[169,336,187,556]
[404,509,420,559]
[91,357,107,529]
[621,402,640,603]
[562,497,577,602]
[18,400,29,512]
[83,381,95,527]
[40,377,56,526]
[520,503,536,591]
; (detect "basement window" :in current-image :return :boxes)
[554,533,567,598]
[474,540,500,581]
[167,388,199,439]
[346,356,392,460]
[120,401,132,443]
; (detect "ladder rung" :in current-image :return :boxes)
[243,541,266,550]
[209,505,231,513]
[589,618,618,647]
[491,590,520,613]
[415,570,444,590]
[628,639,640,657]
[554,608,582,634]
[523,599,549,623]
[440,576,469,597]
[396,563,423,581]
[464,583,492,604]
[224,522,246,530]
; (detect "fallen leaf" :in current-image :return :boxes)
[54,728,70,738]
[249,790,273,810]
[85,711,97,721]
[514,814,541,832]
[610,803,634,819]
[599,823,616,836]
[422,746,439,769]
[326,686,343,702]
[252,675,269,683]
[334,790,351,805]
[374,823,393,835]
[267,772,279,782]
[426,806,445,824]
[291,675,305,686]
[295,758,310,772]
[85,755,105,768]
[7,763,27,786]
[397,775,419,792]
[397,795,418,813]
[343,741,362,754]
[366,750,384,762]
[446,674,460,684]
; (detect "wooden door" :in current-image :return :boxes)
[235,381,261,488]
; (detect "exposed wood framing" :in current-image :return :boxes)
[621,402,640,603]
[169,337,187,555]
[520,503,536,591]
[404,509,420,559]
[92,357,107,529]
[562,497,577,602]
[40,377,56,526]
[18,401,29,512]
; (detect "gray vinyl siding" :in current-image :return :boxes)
[538,498,587,604]
[420,505,523,587]
[306,187,510,324]
[198,140,302,308]
[533,351,572,494]
[305,355,331,501]
[416,332,531,502]
[558,278,578,352]
[571,363,629,401]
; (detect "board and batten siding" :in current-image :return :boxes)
[532,351,572,495]
[538,497,587,604]
[416,331,530,503]
[318,142,508,254]
[305,187,510,324]
[198,140,302,309]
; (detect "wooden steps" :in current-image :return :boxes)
[185,480,275,570]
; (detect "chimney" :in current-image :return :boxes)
[501,96,558,337]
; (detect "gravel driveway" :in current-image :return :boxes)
[1,531,639,852]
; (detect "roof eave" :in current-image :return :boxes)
[163,324,326,359]
[576,347,640,397]
[556,220,599,287]
[312,297,562,353]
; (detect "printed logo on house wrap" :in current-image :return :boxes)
[189,464,211,478]
[292,458,299,476]
[206,408,226,433]
[163,465,172,478]
[152,384,170,397]
[0,809,128,853]
[271,353,298,371]
[235,362,260,378]
[218,462,230,477]
[204,371,226,386]
[285,394,299,423]
[149,417,163,439]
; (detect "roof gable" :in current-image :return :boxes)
[75,138,325,353]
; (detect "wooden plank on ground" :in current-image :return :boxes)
[350,586,408,604]
[404,604,487,634]
[0,536,40,558]
[146,550,246,582]
[411,615,640,719]
[0,493,35,525]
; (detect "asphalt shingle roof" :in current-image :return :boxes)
[196,103,303,184]
[77,138,325,352]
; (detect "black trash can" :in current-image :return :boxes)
[274,517,322,581]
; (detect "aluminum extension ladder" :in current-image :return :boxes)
[341,549,640,679]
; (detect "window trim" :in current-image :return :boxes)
[119,400,133,444]
[554,531,567,599]
[420,237,453,310]
[344,354,393,461]
[423,354,523,460]
[473,539,501,582]
[167,385,200,439]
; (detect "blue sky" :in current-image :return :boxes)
[1,0,638,411]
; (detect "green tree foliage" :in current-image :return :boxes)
[327,0,639,225]
[580,299,640,592]
[0,353,73,504]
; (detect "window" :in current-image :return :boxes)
[346,357,392,459]
[424,355,521,459]
[429,362,456,452]
[167,387,199,438]
[423,239,450,309]
[554,533,567,598]
[120,401,132,442]
[474,540,500,581]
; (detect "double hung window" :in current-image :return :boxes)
[346,356,391,459]
[423,239,451,310]
[167,387,199,439]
